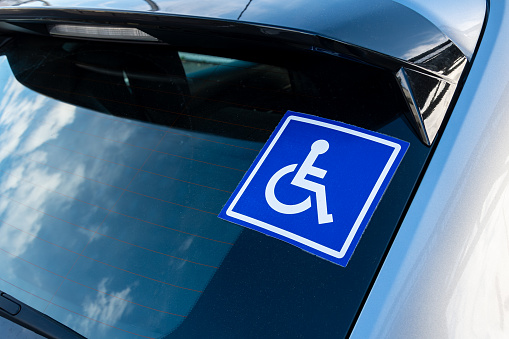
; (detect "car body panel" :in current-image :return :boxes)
[0,0,486,146]
[2,0,485,61]
[394,0,486,59]
[0,0,498,337]
[352,1,509,337]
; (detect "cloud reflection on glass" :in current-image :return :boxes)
[0,54,253,338]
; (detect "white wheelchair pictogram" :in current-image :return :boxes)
[265,139,333,224]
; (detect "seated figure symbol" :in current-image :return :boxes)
[265,139,333,224]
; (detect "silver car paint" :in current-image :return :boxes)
[4,0,485,63]
[352,1,509,337]
[395,0,485,60]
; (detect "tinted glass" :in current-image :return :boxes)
[0,315,45,339]
[0,35,430,338]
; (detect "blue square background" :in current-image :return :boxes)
[219,111,409,266]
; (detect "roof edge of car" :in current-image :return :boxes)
[0,6,472,145]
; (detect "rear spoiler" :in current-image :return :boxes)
[0,7,479,144]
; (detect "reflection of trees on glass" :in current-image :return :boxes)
[0,0,50,5]
[144,0,159,11]
[237,0,253,19]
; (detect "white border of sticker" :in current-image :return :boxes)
[225,115,401,259]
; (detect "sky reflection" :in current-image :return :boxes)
[0,54,255,337]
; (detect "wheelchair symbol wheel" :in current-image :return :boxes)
[265,139,333,224]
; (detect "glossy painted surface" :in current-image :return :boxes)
[0,1,491,337]
[0,0,484,149]
[395,0,486,59]
[352,0,509,337]
[2,0,485,62]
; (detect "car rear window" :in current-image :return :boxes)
[0,34,431,338]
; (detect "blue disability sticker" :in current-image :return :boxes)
[219,111,409,266]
